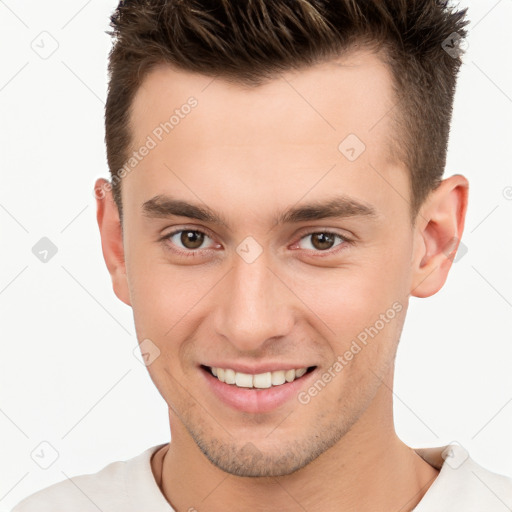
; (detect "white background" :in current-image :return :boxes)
[0,0,511,510]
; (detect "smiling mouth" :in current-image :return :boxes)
[201,365,317,389]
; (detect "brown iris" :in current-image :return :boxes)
[180,230,205,249]
[309,232,336,250]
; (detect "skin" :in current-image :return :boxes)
[95,49,468,511]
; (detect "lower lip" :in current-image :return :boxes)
[200,366,317,414]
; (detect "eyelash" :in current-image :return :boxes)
[160,228,354,259]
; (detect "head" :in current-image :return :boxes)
[96,0,469,477]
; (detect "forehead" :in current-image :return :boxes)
[123,50,406,224]
[129,49,395,149]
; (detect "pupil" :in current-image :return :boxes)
[312,233,334,250]
[181,231,204,249]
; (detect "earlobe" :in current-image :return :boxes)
[410,174,469,298]
[94,178,132,306]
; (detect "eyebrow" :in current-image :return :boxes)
[142,194,378,228]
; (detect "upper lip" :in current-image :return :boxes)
[202,363,316,374]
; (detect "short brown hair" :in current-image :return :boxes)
[104,0,469,222]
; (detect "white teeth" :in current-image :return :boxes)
[209,366,310,388]
[285,369,295,382]
[235,372,253,388]
[253,372,272,389]
[271,370,286,386]
[295,368,307,378]
[224,368,236,384]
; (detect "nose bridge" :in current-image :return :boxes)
[214,249,294,351]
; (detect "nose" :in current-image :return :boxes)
[212,248,295,353]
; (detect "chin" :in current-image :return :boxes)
[192,429,342,478]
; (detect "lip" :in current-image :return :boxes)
[200,365,318,414]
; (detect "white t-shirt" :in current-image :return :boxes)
[11,443,512,511]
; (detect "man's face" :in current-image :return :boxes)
[120,50,416,476]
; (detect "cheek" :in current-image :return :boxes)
[290,239,410,363]
[127,254,221,363]
[300,262,407,336]
[128,266,202,394]
[129,269,171,335]
[126,236,196,322]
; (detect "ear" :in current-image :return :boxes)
[94,178,131,306]
[410,174,469,298]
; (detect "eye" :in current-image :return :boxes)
[160,227,353,259]
[294,231,352,253]
[163,228,218,255]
